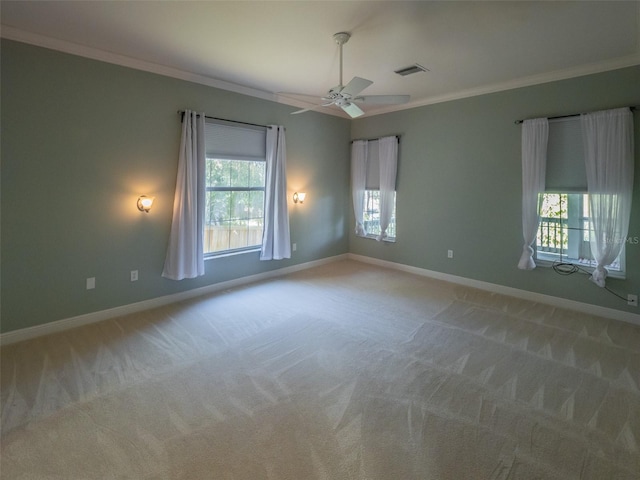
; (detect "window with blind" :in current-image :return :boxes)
[536,117,625,273]
[204,120,267,255]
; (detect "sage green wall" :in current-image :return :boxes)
[1,40,351,333]
[350,66,640,316]
[3,39,638,335]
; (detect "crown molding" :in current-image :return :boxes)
[0,26,349,119]
[1,26,279,102]
[3,25,639,121]
[361,53,640,118]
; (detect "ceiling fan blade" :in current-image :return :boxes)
[354,95,410,105]
[340,76,373,98]
[341,102,365,118]
[291,107,315,115]
[290,101,335,115]
[277,92,325,102]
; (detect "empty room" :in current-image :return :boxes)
[1,1,640,479]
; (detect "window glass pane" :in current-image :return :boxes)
[229,220,249,250]
[364,190,380,235]
[249,161,266,188]
[205,223,230,253]
[209,190,231,224]
[539,193,567,219]
[537,193,567,254]
[204,191,231,253]
[536,192,622,271]
[205,157,265,255]
[582,194,591,242]
[388,209,397,238]
[362,190,396,239]
[249,190,265,222]
[230,161,249,187]
[249,190,264,248]
[583,193,590,217]
[207,158,231,188]
[231,191,249,221]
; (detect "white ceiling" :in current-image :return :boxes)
[2,1,639,118]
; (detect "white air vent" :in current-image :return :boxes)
[394,63,429,76]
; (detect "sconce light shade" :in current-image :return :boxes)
[137,195,155,213]
[293,192,306,204]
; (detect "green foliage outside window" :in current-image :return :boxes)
[538,193,568,252]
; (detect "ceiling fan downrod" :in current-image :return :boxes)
[333,32,350,88]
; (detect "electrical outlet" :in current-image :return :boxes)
[86,277,95,290]
[292,243,297,252]
[628,294,638,307]
[447,250,454,259]
[131,270,138,282]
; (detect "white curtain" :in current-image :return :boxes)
[581,107,634,287]
[261,126,291,260]
[377,136,398,241]
[351,140,368,236]
[518,118,548,270]
[162,110,206,280]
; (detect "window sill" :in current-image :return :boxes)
[205,247,261,260]
[358,234,396,243]
[535,256,626,280]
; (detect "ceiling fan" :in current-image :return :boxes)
[287,32,410,118]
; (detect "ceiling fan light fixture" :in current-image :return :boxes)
[341,102,365,118]
[394,63,429,76]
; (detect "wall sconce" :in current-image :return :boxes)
[137,195,155,213]
[293,192,306,204]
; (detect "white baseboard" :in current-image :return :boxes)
[3,252,636,346]
[348,253,640,326]
[0,254,348,346]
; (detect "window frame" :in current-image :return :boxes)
[203,157,266,258]
[202,119,268,258]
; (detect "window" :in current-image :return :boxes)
[363,190,396,239]
[537,193,623,271]
[204,121,267,256]
[351,136,398,242]
[535,117,625,274]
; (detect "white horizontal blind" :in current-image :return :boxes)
[205,120,266,161]
[546,117,587,192]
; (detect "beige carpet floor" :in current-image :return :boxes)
[1,260,639,479]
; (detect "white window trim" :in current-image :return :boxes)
[534,252,626,279]
[203,155,267,256]
[362,234,396,243]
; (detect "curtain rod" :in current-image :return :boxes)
[178,111,272,129]
[351,135,401,143]
[514,106,637,124]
